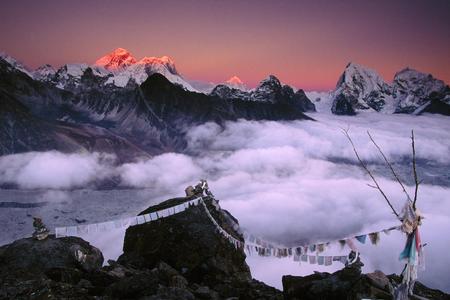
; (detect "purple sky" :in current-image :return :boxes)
[0,0,449,90]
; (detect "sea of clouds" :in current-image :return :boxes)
[0,112,449,291]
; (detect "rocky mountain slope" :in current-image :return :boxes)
[331,63,450,115]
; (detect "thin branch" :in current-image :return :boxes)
[411,130,420,209]
[367,184,378,189]
[342,129,399,217]
[367,131,412,202]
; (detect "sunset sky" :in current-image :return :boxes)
[1,0,449,90]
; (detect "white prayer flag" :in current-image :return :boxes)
[137,215,146,224]
[55,227,66,238]
[67,226,77,236]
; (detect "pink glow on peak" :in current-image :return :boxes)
[95,48,137,70]
[226,76,244,85]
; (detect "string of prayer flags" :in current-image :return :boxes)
[55,197,203,238]
[54,191,402,271]
[200,198,244,250]
[242,223,401,269]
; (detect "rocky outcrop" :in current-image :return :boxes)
[118,196,282,299]
[331,94,356,115]
[0,235,103,273]
[282,260,450,300]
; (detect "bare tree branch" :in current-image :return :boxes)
[411,130,420,209]
[342,128,399,217]
[367,131,412,202]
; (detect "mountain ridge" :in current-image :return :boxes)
[0,54,314,160]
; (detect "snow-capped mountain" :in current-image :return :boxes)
[329,62,449,115]
[94,47,137,70]
[210,75,316,112]
[33,64,56,82]
[393,68,450,114]
[225,76,247,91]
[32,48,196,91]
[0,53,33,78]
[331,62,394,115]
[305,91,333,113]
[0,53,313,158]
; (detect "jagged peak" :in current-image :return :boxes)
[393,67,446,93]
[394,67,431,80]
[343,62,378,75]
[336,62,386,89]
[226,75,243,85]
[257,75,281,88]
[35,64,55,71]
[225,75,247,91]
[138,55,175,66]
[0,52,34,77]
[95,48,137,70]
[112,47,131,55]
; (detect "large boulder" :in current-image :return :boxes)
[118,195,282,299]
[0,235,107,299]
[0,235,103,273]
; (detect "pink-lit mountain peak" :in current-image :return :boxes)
[226,76,243,85]
[95,48,137,70]
[225,75,247,90]
[95,48,178,74]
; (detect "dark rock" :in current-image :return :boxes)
[145,286,196,300]
[331,94,357,115]
[388,274,450,300]
[104,271,159,298]
[118,196,283,299]
[0,235,106,299]
[119,196,251,285]
[282,264,450,300]
[0,235,103,273]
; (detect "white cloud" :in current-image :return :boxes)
[0,151,115,189]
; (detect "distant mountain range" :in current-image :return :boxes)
[0,48,448,159]
[0,49,314,159]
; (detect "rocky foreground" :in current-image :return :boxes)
[1,196,448,299]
